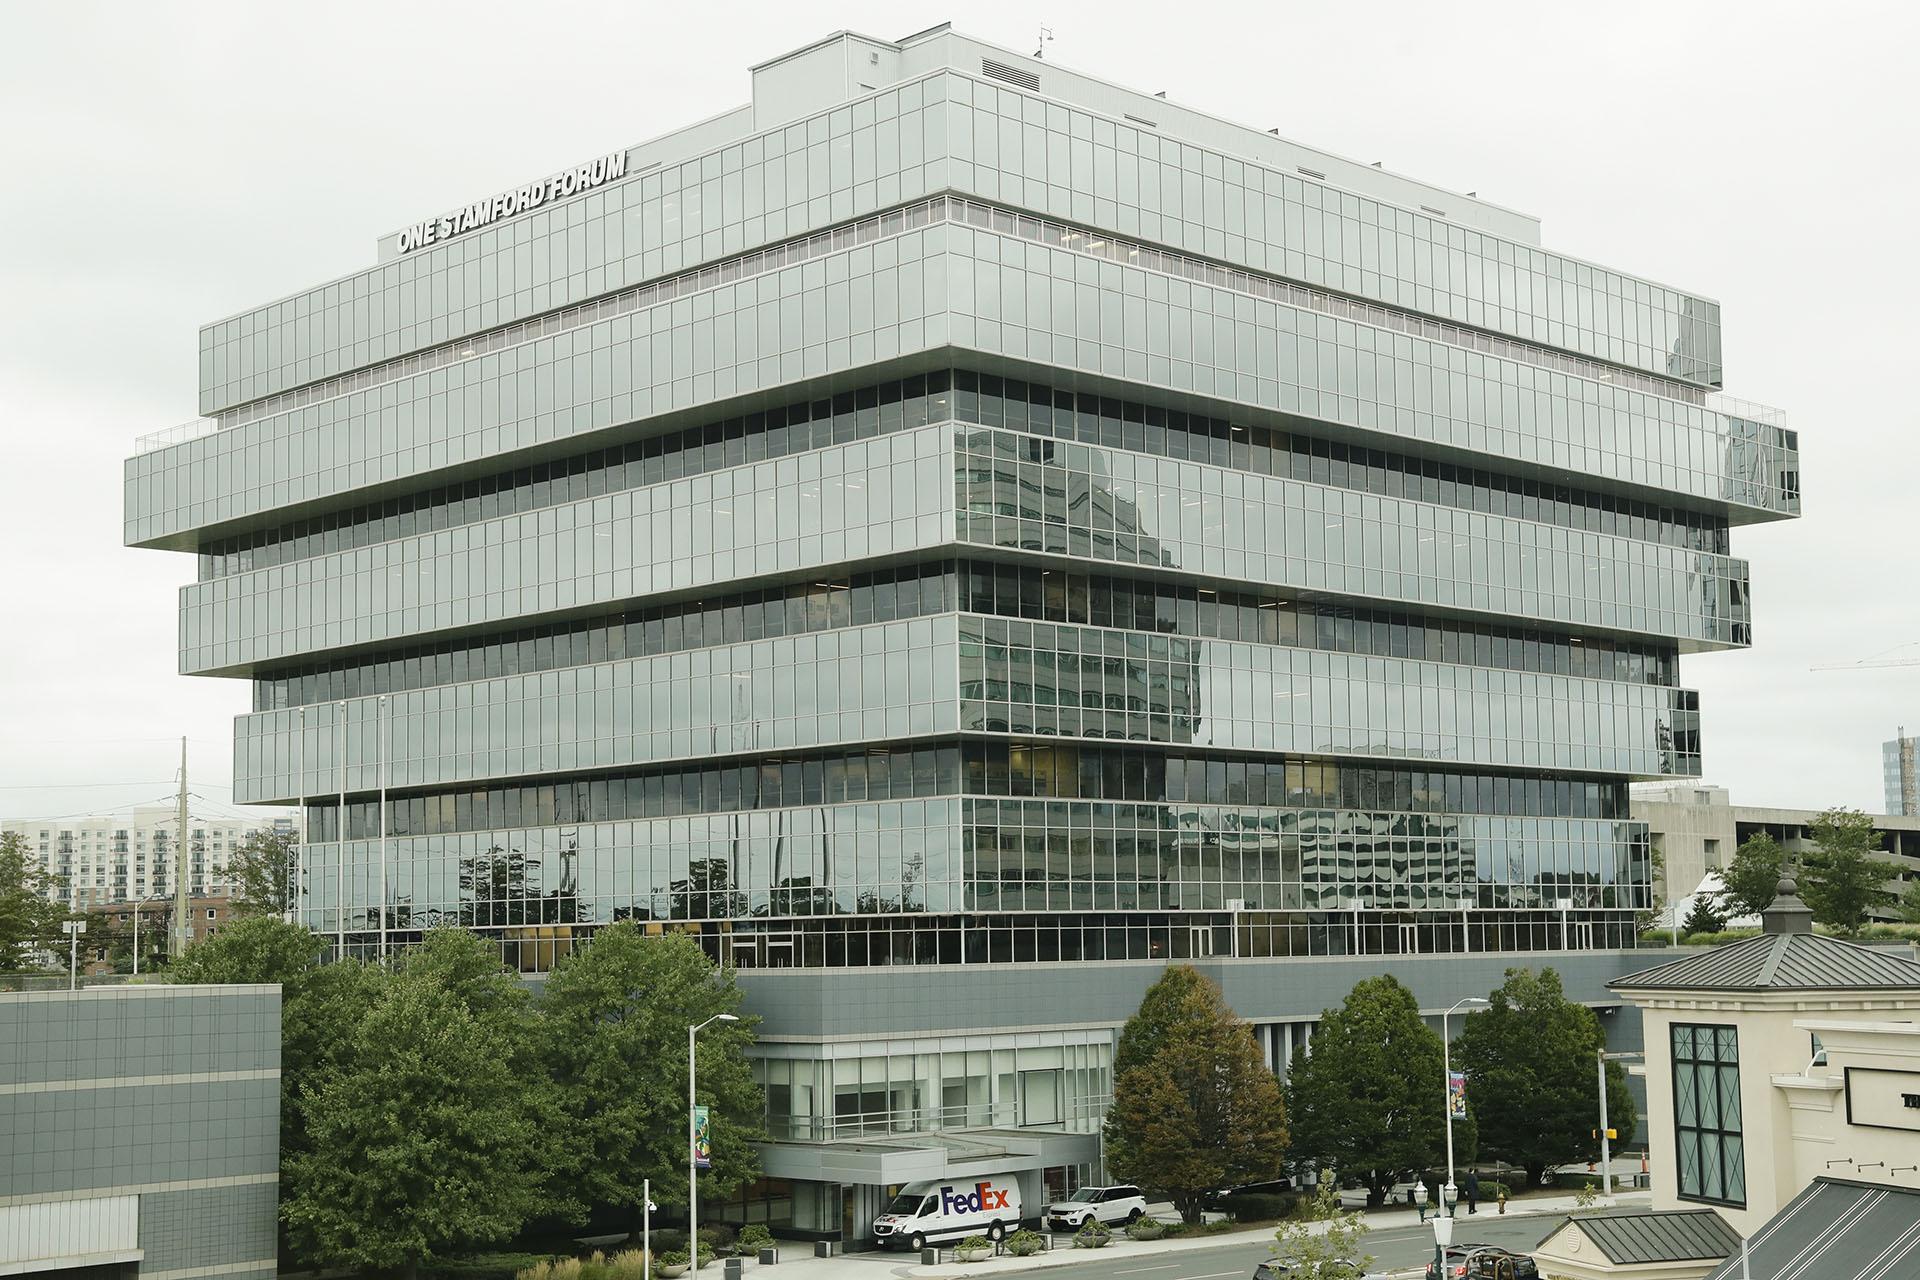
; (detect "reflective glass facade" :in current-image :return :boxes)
[129,30,1793,981]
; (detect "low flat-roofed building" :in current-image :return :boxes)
[0,983,281,1280]
[1633,784,1920,925]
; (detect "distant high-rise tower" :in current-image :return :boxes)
[1886,729,1919,816]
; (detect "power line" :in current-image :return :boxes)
[0,780,183,791]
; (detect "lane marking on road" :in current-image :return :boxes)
[1182,1272,1245,1279]
[1114,1268,1178,1275]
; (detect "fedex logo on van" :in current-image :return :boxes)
[941,1181,1011,1214]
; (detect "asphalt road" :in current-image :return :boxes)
[837,1213,1554,1280]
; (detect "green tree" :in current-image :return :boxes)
[1450,968,1636,1187]
[1680,895,1726,937]
[1285,975,1456,1207]
[283,962,544,1274]
[1103,966,1288,1223]
[170,916,383,1264]
[226,828,300,916]
[1897,880,1920,924]
[1801,808,1897,935]
[1716,833,1786,919]
[397,925,531,1020]
[1267,1177,1372,1279]
[538,925,763,1230]
[0,830,68,967]
[1105,967,1282,1228]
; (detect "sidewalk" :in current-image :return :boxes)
[743,1188,1652,1280]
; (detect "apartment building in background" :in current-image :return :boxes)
[1,806,299,911]
[124,25,1800,1245]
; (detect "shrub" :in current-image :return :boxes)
[698,1225,736,1256]
[650,1230,689,1254]
[516,1263,553,1280]
[1226,1192,1299,1223]
[1125,1218,1166,1240]
[605,1251,648,1280]
[1073,1220,1113,1248]
[738,1224,774,1252]
[1006,1229,1046,1256]
[957,1234,993,1257]
[658,1252,689,1267]
[549,1259,584,1280]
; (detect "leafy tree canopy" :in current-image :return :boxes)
[226,828,300,917]
[1104,964,1288,1223]
[538,925,763,1226]
[1284,974,1458,1207]
[1681,895,1726,938]
[1716,834,1785,920]
[1450,968,1635,1187]
[282,962,544,1273]
[0,830,68,968]
[1268,1177,1372,1280]
[1801,808,1896,935]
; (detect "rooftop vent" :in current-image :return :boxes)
[1124,113,1158,128]
[982,59,1039,92]
[1297,166,1326,180]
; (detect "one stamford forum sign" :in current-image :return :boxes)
[395,150,630,254]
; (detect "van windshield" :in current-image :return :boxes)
[886,1193,928,1216]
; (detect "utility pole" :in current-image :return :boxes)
[172,737,191,960]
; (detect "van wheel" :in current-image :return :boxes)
[987,1221,1006,1241]
[909,1233,926,1251]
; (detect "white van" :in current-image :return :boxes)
[871,1177,1024,1250]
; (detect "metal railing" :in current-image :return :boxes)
[133,417,221,455]
[766,1094,1111,1142]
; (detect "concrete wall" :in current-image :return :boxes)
[737,949,1648,1040]
[0,984,282,1280]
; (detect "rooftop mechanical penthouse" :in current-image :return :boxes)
[128,25,1798,976]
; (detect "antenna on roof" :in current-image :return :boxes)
[1035,25,1054,59]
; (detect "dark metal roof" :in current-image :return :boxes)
[1547,1209,1740,1263]
[1609,932,1920,993]
[1704,1178,1920,1280]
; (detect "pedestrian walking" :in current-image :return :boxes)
[1464,1169,1480,1215]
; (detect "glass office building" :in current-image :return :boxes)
[127,24,1799,1243]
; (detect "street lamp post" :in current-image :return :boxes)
[690,1012,740,1267]
[62,919,87,990]
[1432,1203,1454,1280]
[1441,996,1488,1219]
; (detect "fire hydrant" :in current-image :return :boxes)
[1497,1187,1508,1215]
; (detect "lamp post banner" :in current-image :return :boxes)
[693,1104,712,1169]
[1448,1070,1468,1119]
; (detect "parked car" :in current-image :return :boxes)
[1206,1177,1294,1208]
[871,1177,1023,1250]
[1044,1184,1148,1230]
[1425,1244,1541,1280]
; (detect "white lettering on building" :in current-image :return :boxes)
[395,150,629,254]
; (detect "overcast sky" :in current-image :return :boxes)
[2,0,1916,822]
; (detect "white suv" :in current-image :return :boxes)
[1045,1184,1148,1230]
